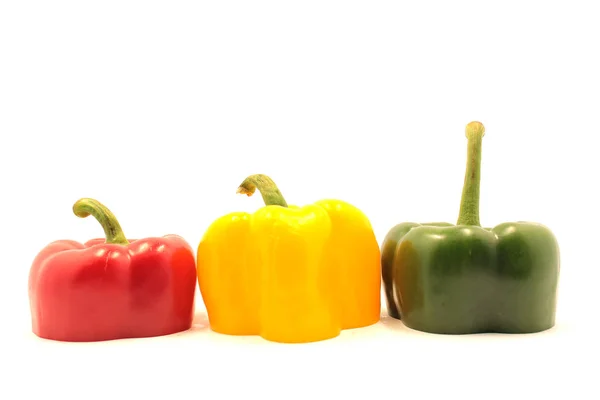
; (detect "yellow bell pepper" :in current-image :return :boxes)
[197,174,381,343]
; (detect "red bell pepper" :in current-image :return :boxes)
[28,198,197,342]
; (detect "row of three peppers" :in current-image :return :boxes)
[28,121,560,343]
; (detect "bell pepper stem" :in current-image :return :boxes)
[457,121,485,226]
[73,198,130,245]
[237,174,288,207]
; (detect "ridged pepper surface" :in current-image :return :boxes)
[197,174,381,343]
[29,198,197,342]
[381,122,560,334]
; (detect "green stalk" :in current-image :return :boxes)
[457,121,485,226]
[73,198,130,245]
[237,174,288,207]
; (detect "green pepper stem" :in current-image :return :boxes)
[73,198,130,245]
[236,174,288,207]
[457,121,485,226]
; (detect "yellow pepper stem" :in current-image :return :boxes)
[236,174,288,207]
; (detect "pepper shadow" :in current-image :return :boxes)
[378,312,432,337]
[190,311,210,332]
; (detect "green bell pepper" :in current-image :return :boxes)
[381,121,560,334]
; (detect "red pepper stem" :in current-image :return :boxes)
[72,198,130,245]
[236,174,288,207]
[457,121,485,226]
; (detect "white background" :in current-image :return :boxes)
[1,1,598,399]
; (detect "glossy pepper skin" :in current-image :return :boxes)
[28,198,197,342]
[197,174,381,343]
[382,122,560,334]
